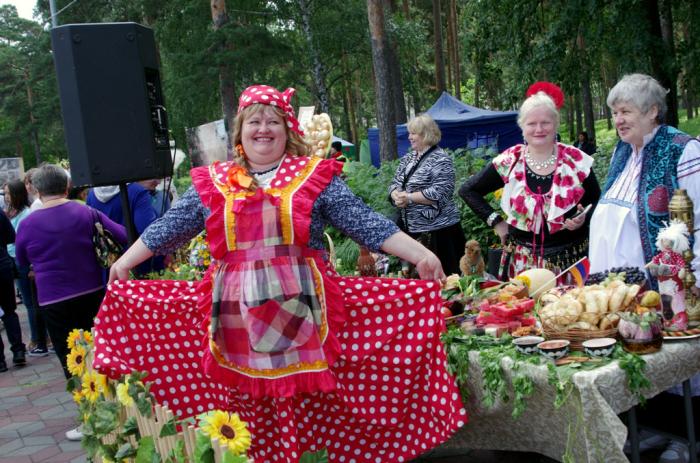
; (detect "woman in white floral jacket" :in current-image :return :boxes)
[460,82,600,279]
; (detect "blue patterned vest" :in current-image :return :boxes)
[601,125,694,263]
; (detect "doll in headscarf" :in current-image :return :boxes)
[647,219,690,330]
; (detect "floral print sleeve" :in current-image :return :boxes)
[312,176,399,252]
[140,186,208,255]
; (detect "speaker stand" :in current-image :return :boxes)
[119,182,138,246]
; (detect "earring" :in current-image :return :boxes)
[235,144,247,159]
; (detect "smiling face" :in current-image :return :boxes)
[240,105,288,170]
[522,106,557,150]
[611,102,658,149]
[408,131,427,152]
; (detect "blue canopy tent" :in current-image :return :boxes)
[367,92,523,166]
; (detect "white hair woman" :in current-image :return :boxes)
[389,113,466,274]
[588,74,700,462]
[589,73,700,292]
[460,82,600,279]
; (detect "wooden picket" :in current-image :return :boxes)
[93,402,235,463]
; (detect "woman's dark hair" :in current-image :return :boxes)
[32,164,69,196]
[4,180,30,216]
[332,141,343,152]
[578,131,589,142]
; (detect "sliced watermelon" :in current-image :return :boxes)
[516,299,535,311]
[490,303,526,319]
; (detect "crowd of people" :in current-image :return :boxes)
[1,72,698,462]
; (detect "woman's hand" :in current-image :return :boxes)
[563,204,587,231]
[392,190,409,208]
[107,238,154,285]
[108,257,132,284]
[381,232,444,281]
[494,220,509,245]
[415,253,446,281]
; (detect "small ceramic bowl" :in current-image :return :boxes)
[513,336,545,355]
[582,338,617,358]
[537,339,570,360]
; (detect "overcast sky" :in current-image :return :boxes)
[2,0,36,20]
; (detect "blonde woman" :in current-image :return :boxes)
[389,113,466,274]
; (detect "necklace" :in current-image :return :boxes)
[249,164,279,175]
[524,146,557,170]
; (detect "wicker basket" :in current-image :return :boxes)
[542,327,618,351]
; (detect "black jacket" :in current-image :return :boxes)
[0,210,16,278]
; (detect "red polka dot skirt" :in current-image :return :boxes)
[93,277,466,462]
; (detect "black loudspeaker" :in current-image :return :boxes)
[51,23,172,187]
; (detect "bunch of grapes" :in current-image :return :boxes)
[586,266,646,285]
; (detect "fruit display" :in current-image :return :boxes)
[465,293,537,336]
[512,268,557,298]
[586,267,646,285]
[538,280,641,331]
[304,114,333,157]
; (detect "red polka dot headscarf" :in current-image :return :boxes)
[237,85,304,136]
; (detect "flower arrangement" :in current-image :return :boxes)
[188,231,211,270]
[66,329,254,463]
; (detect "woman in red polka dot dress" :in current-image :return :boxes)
[93,85,466,462]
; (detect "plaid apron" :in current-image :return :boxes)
[197,156,343,397]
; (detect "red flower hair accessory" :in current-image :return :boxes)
[526,82,565,109]
[237,85,304,136]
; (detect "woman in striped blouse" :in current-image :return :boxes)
[389,114,466,274]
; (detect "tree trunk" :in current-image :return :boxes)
[576,33,596,142]
[24,69,41,165]
[688,89,695,119]
[447,0,460,99]
[367,0,398,162]
[574,90,583,136]
[210,0,236,149]
[382,0,407,123]
[298,0,330,113]
[432,0,446,94]
[646,0,678,127]
[401,0,409,16]
[341,52,358,145]
[567,95,575,142]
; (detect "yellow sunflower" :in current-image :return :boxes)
[82,371,103,403]
[200,411,252,455]
[83,331,93,345]
[67,346,87,377]
[72,388,84,404]
[116,383,134,407]
[67,329,82,349]
[97,373,111,399]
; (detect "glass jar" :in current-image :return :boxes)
[619,310,664,354]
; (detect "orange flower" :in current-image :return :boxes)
[227,165,253,190]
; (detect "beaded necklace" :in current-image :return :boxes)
[524,145,557,170]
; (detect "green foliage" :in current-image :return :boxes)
[300,448,329,463]
[440,325,651,421]
[194,429,215,463]
[134,437,158,463]
[333,237,359,275]
[341,159,399,219]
